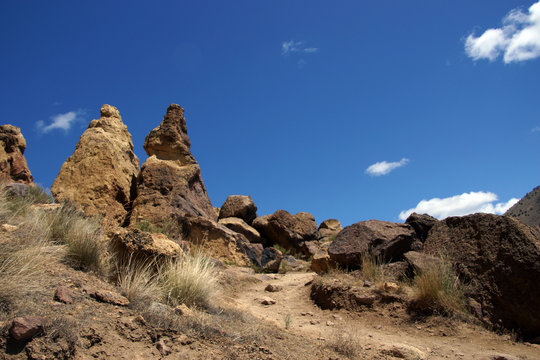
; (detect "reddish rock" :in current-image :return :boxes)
[9,316,48,340]
[157,338,171,356]
[0,125,33,184]
[130,104,216,230]
[54,286,74,304]
[424,213,540,339]
[218,195,258,225]
[328,220,416,268]
[92,290,130,306]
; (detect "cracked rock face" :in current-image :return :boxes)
[130,104,216,229]
[0,125,33,184]
[51,105,140,226]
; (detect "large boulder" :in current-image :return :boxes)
[218,217,262,243]
[424,214,540,339]
[318,218,342,239]
[218,195,258,224]
[109,228,184,262]
[130,104,216,229]
[0,125,33,184]
[328,220,416,268]
[51,105,139,226]
[252,210,318,251]
[176,215,261,267]
[405,213,438,242]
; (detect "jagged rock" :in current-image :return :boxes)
[218,195,258,225]
[177,215,260,266]
[311,250,334,274]
[109,228,183,261]
[261,247,283,273]
[51,105,139,226]
[0,125,33,184]
[328,220,416,268]
[54,286,74,304]
[9,316,48,341]
[130,104,216,230]
[4,182,29,197]
[252,210,318,252]
[91,290,130,306]
[260,297,276,305]
[403,251,442,275]
[424,214,540,339]
[265,284,283,292]
[218,217,262,243]
[318,219,342,237]
[405,213,438,242]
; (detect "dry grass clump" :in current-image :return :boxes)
[408,260,465,316]
[116,256,160,307]
[158,253,218,308]
[360,252,385,283]
[326,327,363,359]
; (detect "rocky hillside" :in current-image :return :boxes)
[505,186,540,228]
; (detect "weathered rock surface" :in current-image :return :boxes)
[177,215,261,266]
[9,316,48,341]
[54,286,74,304]
[91,290,130,306]
[51,105,139,226]
[130,104,216,229]
[328,220,416,268]
[261,247,283,273]
[109,228,183,261]
[405,213,438,242]
[218,217,262,243]
[311,249,334,274]
[424,213,540,339]
[0,125,33,184]
[403,251,442,275]
[218,195,258,224]
[252,210,318,251]
[505,186,540,228]
[318,219,342,239]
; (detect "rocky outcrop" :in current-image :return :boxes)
[424,214,540,339]
[318,219,342,239]
[405,213,438,242]
[218,217,262,243]
[0,125,33,184]
[505,186,540,228]
[109,228,184,262]
[218,195,258,224]
[51,105,139,226]
[328,220,416,268]
[252,210,318,251]
[130,104,216,229]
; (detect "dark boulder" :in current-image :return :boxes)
[218,195,258,225]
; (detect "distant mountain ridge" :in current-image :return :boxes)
[505,186,540,228]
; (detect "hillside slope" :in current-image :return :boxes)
[505,186,540,228]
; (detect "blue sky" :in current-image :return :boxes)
[1,1,539,226]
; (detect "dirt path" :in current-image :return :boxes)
[232,270,540,360]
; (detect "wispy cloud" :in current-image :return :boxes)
[365,158,409,176]
[281,40,319,55]
[36,110,85,133]
[465,1,540,63]
[532,126,540,132]
[398,191,519,220]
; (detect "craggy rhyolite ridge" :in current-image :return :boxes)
[0,125,33,184]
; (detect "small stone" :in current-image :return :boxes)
[375,325,382,329]
[260,297,276,305]
[54,286,74,304]
[92,290,129,306]
[1,224,18,232]
[363,280,373,287]
[332,314,343,321]
[265,284,283,292]
[10,316,48,341]
[383,282,400,292]
[326,321,335,326]
[157,338,171,356]
[310,319,320,325]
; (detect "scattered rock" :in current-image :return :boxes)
[380,344,426,360]
[383,282,400,292]
[218,217,262,243]
[130,104,216,229]
[54,286,74,304]
[0,125,33,184]
[265,284,283,292]
[261,247,283,273]
[9,316,48,341]
[51,105,140,226]
[252,210,318,252]
[260,297,276,305]
[424,213,540,339]
[326,321,335,326]
[218,195,258,225]
[109,227,183,261]
[328,220,416,268]
[92,290,130,306]
[1,224,18,232]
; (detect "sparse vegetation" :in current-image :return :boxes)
[158,253,218,308]
[116,256,160,307]
[284,313,292,329]
[326,328,363,358]
[408,258,466,316]
[360,252,385,283]
[135,218,174,237]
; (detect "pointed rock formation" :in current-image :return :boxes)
[51,105,140,226]
[0,125,33,184]
[505,186,540,228]
[130,104,216,229]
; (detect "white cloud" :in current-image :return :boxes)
[281,40,319,55]
[365,158,409,176]
[398,191,520,221]
[36,110,85,133]
[465,1,540,63]
[532,126,540,132]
